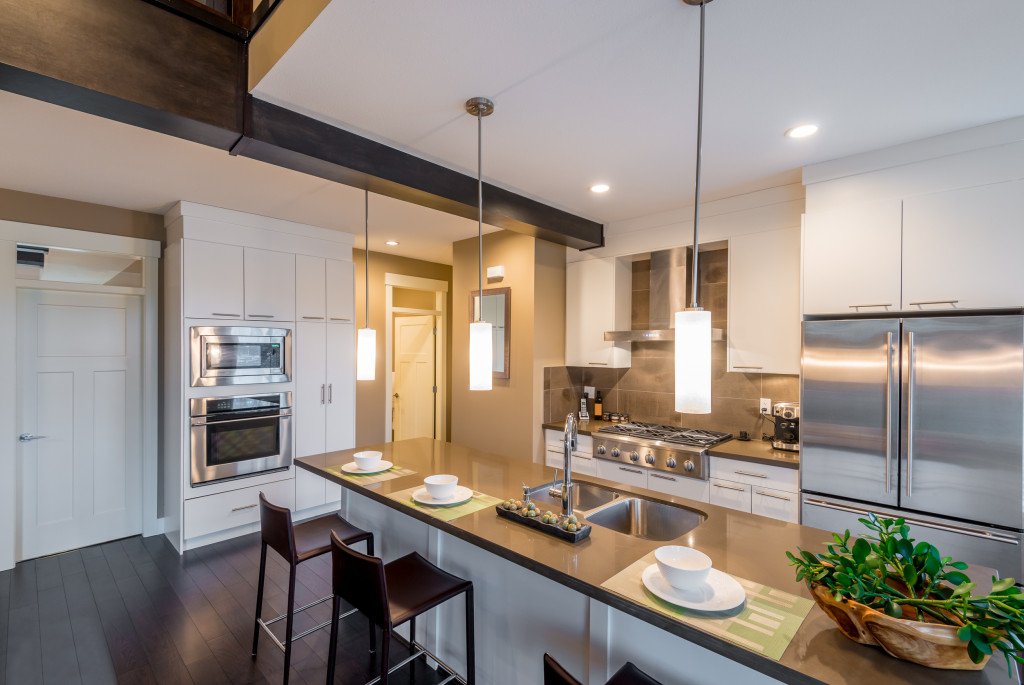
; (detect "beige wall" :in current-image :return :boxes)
[451,231,565,461]
[0,188,164,241]
[353,249,453,446]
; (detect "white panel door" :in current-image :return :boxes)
[802,199,903,315]
[902,179,1024,310]
[296,254,327,322]
[325,323,355,502]
[244,247,295,322]
[294,322,328,511]
[17,289,142,560]
[393,315,436,441]
[183,240,244,320]
[325,259,354,323]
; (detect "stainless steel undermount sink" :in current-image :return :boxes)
[583,497,706,542]
[526,480,618,511]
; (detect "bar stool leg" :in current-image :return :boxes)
[325,595,341,685]
[282,565,297,685]
[251,543,267,658]
[409,617,416,646]
[379,626,391,685]
[465,587,475,685]
[365,535,377,653]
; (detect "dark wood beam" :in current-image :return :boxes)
[233,98,604,250]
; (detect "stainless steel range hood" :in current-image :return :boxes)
[604,247,724,342]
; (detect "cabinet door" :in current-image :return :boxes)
[294,322,327,510]
[751,487,799,523]
[183,240,244,320]
[802,199,902,315]
[325,323,356,452]
[565,259,631,368]
[646,471,710,503]
[728,228,801,374]
[710,478,751,512]
[244,248,295,322]
[296,255,327,322]
[902,180,1024,311]
[595,459,647,489]
[572,454,597,477]
[326,259,355,323]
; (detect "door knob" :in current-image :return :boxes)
[19,434,47,442]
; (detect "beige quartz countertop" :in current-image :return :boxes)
[298,438,1012,685]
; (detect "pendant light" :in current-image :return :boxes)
[466,96,494,392]
[356,190,376,381]
[675,0,713,414]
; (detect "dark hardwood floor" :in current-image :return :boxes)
[1,532,451,684]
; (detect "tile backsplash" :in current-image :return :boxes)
[544,251,800,437]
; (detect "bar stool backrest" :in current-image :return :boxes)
[543,653,583,685]
[330,531,391,630]
[258,492,297,564]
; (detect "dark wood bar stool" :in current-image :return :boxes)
[252,493,374,683]
[326,530,475,685]
[543,653,662,685]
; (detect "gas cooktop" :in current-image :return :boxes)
[598,422,732,448]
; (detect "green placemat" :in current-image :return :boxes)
[601,552,813,661]
[386,486,502,522]
[324,465,416,485]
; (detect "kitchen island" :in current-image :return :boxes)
[296,438,1015,685]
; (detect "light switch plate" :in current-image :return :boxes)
[759,397,772,414]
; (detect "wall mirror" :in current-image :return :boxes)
[470,287,510,379]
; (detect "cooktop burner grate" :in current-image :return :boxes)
[598,421,732,448]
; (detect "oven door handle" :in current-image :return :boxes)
[192,413,291,426]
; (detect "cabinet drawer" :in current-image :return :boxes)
[544,430,593,456]
[710,457,799,493]
[646,472,710,503]
[751,486,800,523]
[710,478,751,512]
[184,478,293,540]
[595,460,647,489]
[546,450,598,476]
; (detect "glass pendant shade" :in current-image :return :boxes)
[356,327,376,381]
[469,321,493,391]
[674,309,711,414]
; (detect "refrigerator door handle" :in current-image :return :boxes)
[885,331,893,495]
[803,499,1020,545]
[906,331,916,498]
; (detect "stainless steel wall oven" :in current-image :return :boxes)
[189,392,292,485]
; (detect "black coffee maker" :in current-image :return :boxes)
[771,402,799,451]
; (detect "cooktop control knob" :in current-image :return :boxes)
[645,453,656,465]
[629,451,640,463]
[597,445,607,455]
[666,457,678,469]
[683,459,695,472]
[611,447,621,458]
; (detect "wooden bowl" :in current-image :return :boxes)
[810,584,989,671]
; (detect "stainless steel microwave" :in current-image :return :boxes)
[190,326,292,387]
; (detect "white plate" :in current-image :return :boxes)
[341,460,394,475]
[641,564,746,613]
[412,485,474,507]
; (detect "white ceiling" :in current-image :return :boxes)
[0,92,497,264]
[254,0,1024,223]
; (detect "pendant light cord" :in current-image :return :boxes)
[364,189,370,329]
[689,0,706,310]
[476,109,484,323]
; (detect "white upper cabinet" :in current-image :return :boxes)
[902,179,1024,311]
[728,228,801,374]
[802,199,903,316]
[326,259,355,323]
[565,258,631,368]
[296,255,327,321]
[183,240,244,320]
[243,247,295,322]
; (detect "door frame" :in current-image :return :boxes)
[0,220,160,570]
[384,273,448,443]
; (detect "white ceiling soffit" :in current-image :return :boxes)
[254,0,1024,224]
[0,92,498,265]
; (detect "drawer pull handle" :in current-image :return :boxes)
[330,317,352,322]
[756,490,791,501]
[848,303,893,309]
[651,473,677,482]
[713,483,746,492]
[302,316,325,320]
[732,366,763,370]
[248,314,275,319]
[619,467,643,475]
[908,299,959,307]
[735,470,767,478]
[231,504,258,513]
[212,312,241,317]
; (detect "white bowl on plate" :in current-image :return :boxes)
[423,474,459,501]
[654,545,712,590]
[353,450,383,471]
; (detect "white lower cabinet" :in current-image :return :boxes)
[184,477,293,540]
[751,486,800,523]
[709,456,800,522]
[646,471,710,503]
[710,478,751,512]
[595,460,648,489]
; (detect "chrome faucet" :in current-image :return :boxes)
[562,412,578,517]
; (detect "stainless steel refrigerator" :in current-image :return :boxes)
[801,314,1024,579]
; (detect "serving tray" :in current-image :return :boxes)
[495,505,592,543]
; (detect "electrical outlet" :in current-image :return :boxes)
[583,385,596,399]
[759,397,772,415]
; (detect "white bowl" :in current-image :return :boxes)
[353,450,383,471]
[424,474,458,501]
[654,546,712,590]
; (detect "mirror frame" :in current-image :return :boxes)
[469,286,511,380]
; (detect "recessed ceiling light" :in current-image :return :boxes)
[785,124,819,139]
[590,183,610,194]
[385,240,399,246]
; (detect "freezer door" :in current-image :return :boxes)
[803,495,1023,580]
[801,319,900,506]
[901,315,1024,529]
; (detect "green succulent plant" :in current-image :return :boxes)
[787,513,1024,674]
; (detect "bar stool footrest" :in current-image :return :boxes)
[257,597,358,654]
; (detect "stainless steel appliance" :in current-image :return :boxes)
[801,314,1024,578]
[594,422,732,480]
[190,392,292,485]
[771,402,799,452]
[190,326,292,387]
